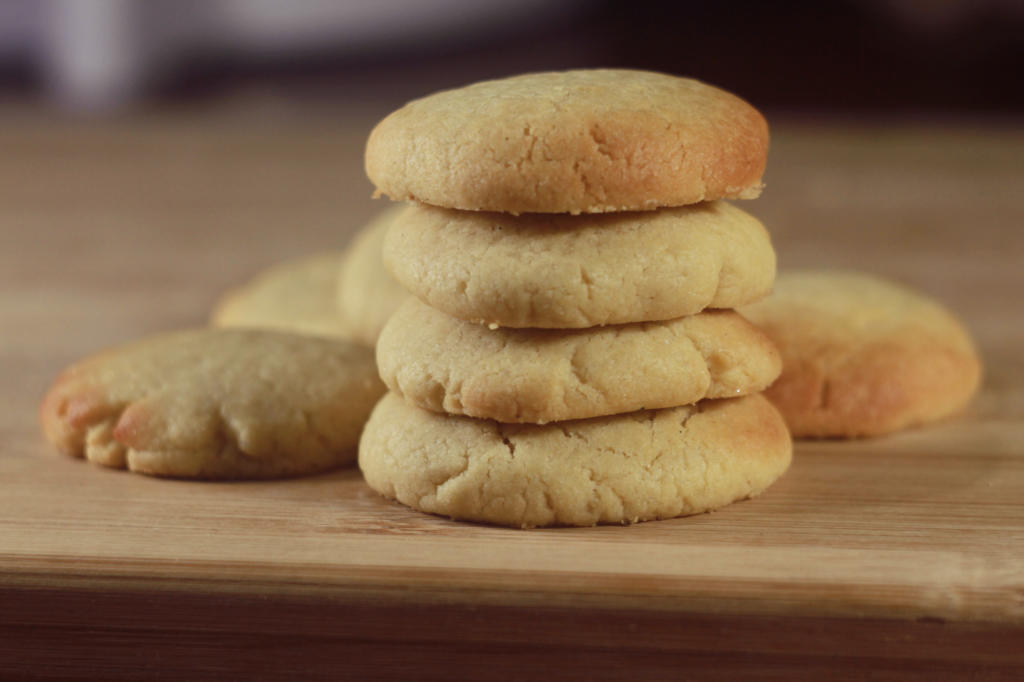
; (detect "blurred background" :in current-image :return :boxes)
[1,0,1022,117]
[2,0,1022,364]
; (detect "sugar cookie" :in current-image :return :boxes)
[384,201,775,329]
[741,270,982,437]
[378,298,781,423]
[360,392,791,528]
[40,329,385,478]
[366,69,767,214]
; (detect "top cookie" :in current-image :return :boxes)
[366,69,768,214]
[741,270,982,438]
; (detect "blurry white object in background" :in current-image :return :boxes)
[0,0,561,113]
[43,0,149,111]
[213,0,557,53]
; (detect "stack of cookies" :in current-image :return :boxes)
[358,70,792,528]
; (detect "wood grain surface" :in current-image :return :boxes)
[1,110,1022,680]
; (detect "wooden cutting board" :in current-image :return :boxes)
[1,113,1022,680]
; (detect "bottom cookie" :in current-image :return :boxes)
[359,392,792,528]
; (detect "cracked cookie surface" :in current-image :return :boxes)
[212,252,352,339]
[378,298,781,423]
[384,201,775,329]
[359,392,792,528]
[40,329,386,478]
[365,69,768,214]
[335,206,411,346]
[741,270,982,438]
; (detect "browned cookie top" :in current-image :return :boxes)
[366,69,768,214]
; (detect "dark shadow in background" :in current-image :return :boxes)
[603,0,1024,114]
[2,0,1022,115]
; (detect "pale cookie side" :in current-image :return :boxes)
[336,206,411,346]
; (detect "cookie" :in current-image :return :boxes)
[740,270,982,438]
[40,329,385,479]
[378,297,781,423]
[359,392,792,528]
[384,201,775,328]
[366,69,768,214]
[212,252,352,339]
[336,206,411,346]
